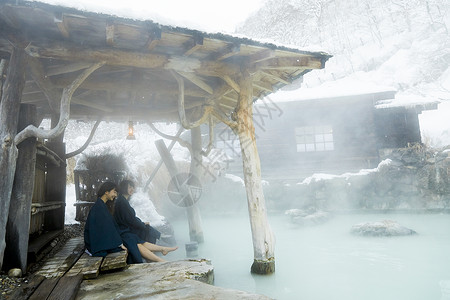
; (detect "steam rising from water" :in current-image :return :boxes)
[65,184,450,299]
[167,213,450,300]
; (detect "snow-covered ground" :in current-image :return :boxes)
[239,0,450,148]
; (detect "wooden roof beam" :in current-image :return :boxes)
[46,62,94,76]
[259,70,291,85]
[249,49,275,64]
[214,43,240,61]
[22,89,44,96]
[183,34,203,56]
[54,15,70,38]
[253,81,273,93]
[208,83,234,106]
[253,56,323,71]
[72,97,113,112]
[21,96,47,104]
[70,89,113,112]
[219,102,235,110]
[177,71,213,94]
[69,107,179,122]
[222,95,238,102]
[28,57,62,113]
[51,76,209,98]
[145,27,162,51]
[219,74,240,93]
[25,42,240,75]
[68,99,205,120]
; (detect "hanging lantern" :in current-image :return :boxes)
[127,121,136,140]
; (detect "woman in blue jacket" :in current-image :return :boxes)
[114,180,177,262]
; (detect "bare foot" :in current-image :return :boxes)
[162,246,178,256]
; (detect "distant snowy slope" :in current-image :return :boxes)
[238,0,450,147]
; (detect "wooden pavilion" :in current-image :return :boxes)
[0,0,330,275]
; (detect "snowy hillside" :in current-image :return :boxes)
[238,0,450,147]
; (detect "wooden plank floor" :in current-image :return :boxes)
[67,253,103,279]
[47,274,83,300]
[101,251,128,272]
[13,237,129,299]
[35,237,85,278]
[28,230,64,261]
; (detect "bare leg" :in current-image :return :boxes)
[137,244,165,262]
[142,242,178,256]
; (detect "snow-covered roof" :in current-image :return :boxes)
[260,78,438,113]
[375,94,439,111]
[266,79,395,103]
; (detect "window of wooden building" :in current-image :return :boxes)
[295,125,334,152]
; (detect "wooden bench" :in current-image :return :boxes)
[11,237,128,300]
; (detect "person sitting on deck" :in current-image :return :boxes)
[84,181,143,264]
[114,179,178,262]
[115,180,161,244]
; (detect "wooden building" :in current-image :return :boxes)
[215,90,438,180]
[0,0,331,274]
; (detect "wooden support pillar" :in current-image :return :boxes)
[0,48,27,269]
[44,116,66,231]
[0,59,8,99]
[187,126,204,243]
[4,104,38,273]
[235,70,275,274]
[155,139,204,243]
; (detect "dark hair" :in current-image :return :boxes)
[97,181,118,198]
[119,180,135,195]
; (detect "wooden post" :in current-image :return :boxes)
[0,48,27,269]
[0,59,8,100]
[187,126,204,243]
[4,104,38,273]
[235,71,275,274]
[44,116,66,231]
[155,139,204,243]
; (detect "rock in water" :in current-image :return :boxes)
[8,268,22,277]
[351,220,417,236]
[285,208,331,226]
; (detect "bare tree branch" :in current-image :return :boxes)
[171,70,212,129]
[14,62,104,145]
[201,115,215,156]
[65,118,102,158]
[148,122,192,153]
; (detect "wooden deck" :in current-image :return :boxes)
[10,237,128,300]
[9,237,274,299]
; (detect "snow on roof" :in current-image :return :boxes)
[33,0,224,32]
[261,76,439,113]
[375,93,440,110]
[263,77,395,103]
[31,0,327,54]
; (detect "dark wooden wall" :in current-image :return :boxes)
[374,108,422,148]
[212,92,424,180]
[255,96,380,179]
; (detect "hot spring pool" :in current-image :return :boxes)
[167,213,450,300]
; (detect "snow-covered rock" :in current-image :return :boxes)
[350,220,417,236]
[285,208,331,226]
